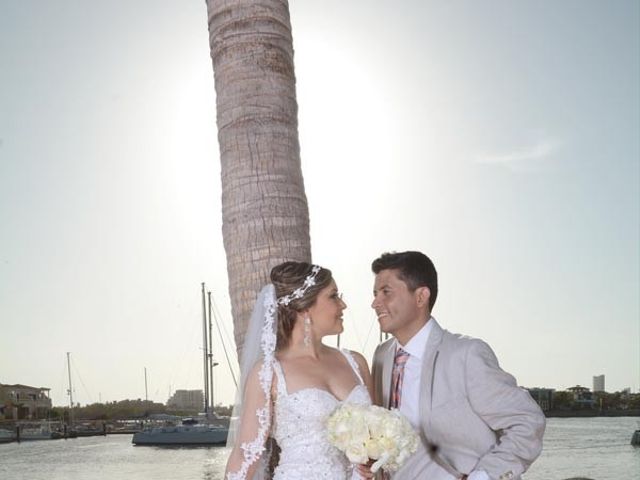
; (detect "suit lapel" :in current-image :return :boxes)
[381,341,395,409]
[419,318,444,418]
[417,319,465,479]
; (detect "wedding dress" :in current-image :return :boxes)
[271,349,372,480]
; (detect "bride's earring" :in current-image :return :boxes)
[303,314,312,347]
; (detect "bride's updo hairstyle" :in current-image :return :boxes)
[270,261,332,349]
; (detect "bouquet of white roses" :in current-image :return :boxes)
[326,403,419,473]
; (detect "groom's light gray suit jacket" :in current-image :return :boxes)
[372,319,545,480]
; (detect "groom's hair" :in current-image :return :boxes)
[371,251,438,310]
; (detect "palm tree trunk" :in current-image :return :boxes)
[206,0,311,359]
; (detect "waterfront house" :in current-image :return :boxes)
[0,383,53,420]
[567,385,595,408]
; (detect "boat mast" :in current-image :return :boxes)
[207,291,219,414]
[201,282,210,415]
[66,352,74,425]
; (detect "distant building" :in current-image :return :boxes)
[0,383,52,420]
[568,385,595,408]
[593,374,605,392]
[166,389,203,411]
[527,388,555,411]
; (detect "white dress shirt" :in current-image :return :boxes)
[395,317,489,480]
[395,318,432,430]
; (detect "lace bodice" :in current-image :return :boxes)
[271,349,372,480]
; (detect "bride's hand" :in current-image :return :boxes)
[355,460,375,479]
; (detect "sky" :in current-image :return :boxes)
[1,0,638,407]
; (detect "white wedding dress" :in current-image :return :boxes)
[271,349,372,480]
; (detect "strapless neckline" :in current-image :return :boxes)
[270,350,372,480]
[285,384,367,403]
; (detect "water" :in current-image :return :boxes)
[0,417,638,479]
[525,417,639,480]
[0,436,230,480]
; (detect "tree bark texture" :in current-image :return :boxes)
[206,0,311,359]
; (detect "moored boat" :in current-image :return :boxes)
[17,421,63,441]
[0,428,15,443]
[132,417,227,445]
[131,284,231,446]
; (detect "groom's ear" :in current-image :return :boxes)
[415,286,430,309]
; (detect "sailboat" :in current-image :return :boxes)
[0,428,14,443]
[132,284,230,446]
[15,421,63,441]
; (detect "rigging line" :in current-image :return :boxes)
[58,360,68,406]
[211,295,239,370]
[70,357,94,405]
[211,298,236,363]
[361,313,378,353]
[211,295,239,388]
[166,307,200,394]
[211,295,238,388]
[343,309,363,350]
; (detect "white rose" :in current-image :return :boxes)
[345,443,368,464]
[327,402,419,472]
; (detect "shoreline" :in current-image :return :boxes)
[545,409,640,418]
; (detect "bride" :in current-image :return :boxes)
[225,261,374,480]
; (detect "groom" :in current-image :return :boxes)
[370,251,545,480]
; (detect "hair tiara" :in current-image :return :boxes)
[276,265,321,306]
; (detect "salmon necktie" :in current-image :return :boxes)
[390,348,410,409]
